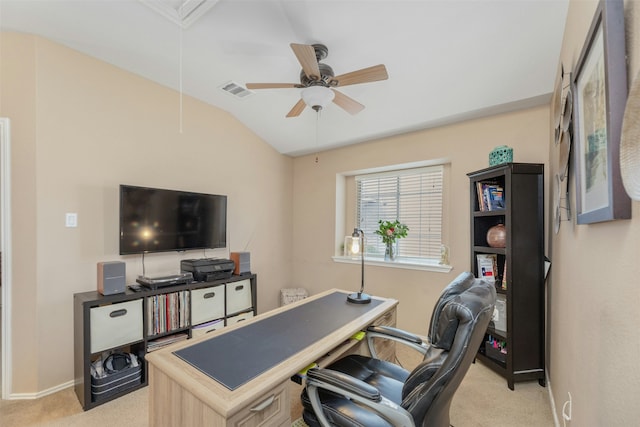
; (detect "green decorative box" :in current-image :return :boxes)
[489,145,513,166]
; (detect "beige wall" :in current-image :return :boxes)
[0,31,40,395]
[547,1,640,425]
[1,33,294,393]
[292,106,550,335]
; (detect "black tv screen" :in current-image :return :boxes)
[119,185,227,255]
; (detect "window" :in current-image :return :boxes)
[356,165,443,262]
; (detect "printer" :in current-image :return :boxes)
[180,258,235,282]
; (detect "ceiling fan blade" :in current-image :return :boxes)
[286,98,306,118]
[245,83,300,89]
[330,64,389,87]
[290,43,321,81]
[332,89,365,115]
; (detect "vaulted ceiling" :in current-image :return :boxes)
[0,0,569,156]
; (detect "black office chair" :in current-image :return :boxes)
[301,272,496,427]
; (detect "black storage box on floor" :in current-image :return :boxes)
[484,341,507,364]
[91,363,142,402]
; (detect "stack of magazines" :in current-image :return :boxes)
[147,333,189,352]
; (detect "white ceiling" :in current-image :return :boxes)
[0,0,569,157]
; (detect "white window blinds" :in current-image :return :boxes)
[356,165,443,260]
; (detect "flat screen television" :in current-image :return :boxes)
[119,185,227,255]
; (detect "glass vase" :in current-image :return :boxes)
[384,241,396,261]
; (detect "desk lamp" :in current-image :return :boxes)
[347,228,371,304]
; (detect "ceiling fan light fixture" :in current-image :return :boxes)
[301,86,335,112]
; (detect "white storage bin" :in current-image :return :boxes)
[90,299,143,353]
[191,284,225,325]
[491,294,507,333]
[226,311,254,326]
[191,319,225,337]
[226,280,252,315]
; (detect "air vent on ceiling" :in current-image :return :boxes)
[139,0,220,29]
[220,81,254,99]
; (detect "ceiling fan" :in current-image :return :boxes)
[246,43,388,117]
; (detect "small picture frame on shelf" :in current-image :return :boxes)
[476,254,498,284]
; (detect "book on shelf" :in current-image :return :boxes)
[476,181,505,211]
[501,261,507,290]
[476,182,486,211]
[485,185,505,210]
[477,254,498,284]
[146,290,190,336]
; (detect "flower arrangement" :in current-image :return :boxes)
[374,220,409,244]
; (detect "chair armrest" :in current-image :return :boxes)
[367,325,423,344]
[307,368,380,401]
[365,325,429,359]
[305,368,415,427]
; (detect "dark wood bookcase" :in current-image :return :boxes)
[468,163,545,389]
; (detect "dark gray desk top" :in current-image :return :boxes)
[174,291,383,390]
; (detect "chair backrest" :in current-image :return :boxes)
[403,275,496,426]
[427,271,476,345]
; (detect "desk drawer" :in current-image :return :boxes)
[226,280,252,315]
[228,380,290,427]
[191,284,225,325]
[90,299,143,353]
[373,309,396,327]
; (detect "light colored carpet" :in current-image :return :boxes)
[0,345,554,427]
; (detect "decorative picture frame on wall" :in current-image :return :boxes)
[572,0,630,224]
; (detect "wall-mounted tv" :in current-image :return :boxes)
[119,185,227,255]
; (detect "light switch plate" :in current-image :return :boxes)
[65,213,78,228]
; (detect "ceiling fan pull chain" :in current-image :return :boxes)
[315,110,320,164]
[176,4,185,133]
[178,25,184,134]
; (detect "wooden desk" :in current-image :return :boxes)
[146,289,398,427]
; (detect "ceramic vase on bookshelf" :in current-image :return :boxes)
[487,224,506,248]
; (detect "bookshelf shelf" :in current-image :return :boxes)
[472,246,505,255]
[487,326,507,341]
[468,163,545,390]
[473,210,506,217]
[147,327,190,340]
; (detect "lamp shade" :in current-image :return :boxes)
[301,86,335,111]
[351,229,361,254]
[344,229,363,257]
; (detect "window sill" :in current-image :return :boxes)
[332,256,453,273]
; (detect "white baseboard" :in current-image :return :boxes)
[546,371,561,427]
[6,380,74,400]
